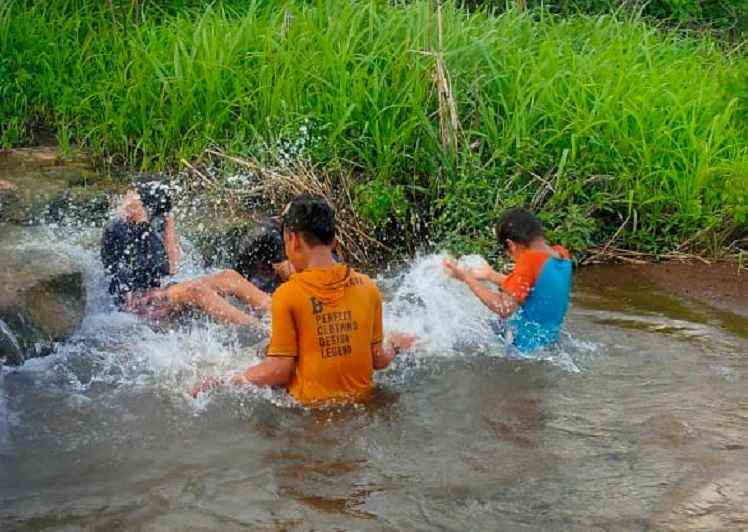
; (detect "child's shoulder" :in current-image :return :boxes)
[512,245,571,274]
[346,270,379,291]
[550,245,571,260]
[272,279,302,306]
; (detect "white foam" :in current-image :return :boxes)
[4,229,588,413]
[381,252,503,355]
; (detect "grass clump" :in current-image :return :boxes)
[1,0,746,259]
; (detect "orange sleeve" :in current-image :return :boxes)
[500,253,542,304]
[371,282,384,344]
[267,285,298,357]
[552,245,571,260]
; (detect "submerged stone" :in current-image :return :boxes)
[190,217,276,276]
[0,226,86,365]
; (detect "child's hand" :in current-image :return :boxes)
[471,262,495,281]
[386,332,418,353]
[191,376,224,398]
[443,257,468,282]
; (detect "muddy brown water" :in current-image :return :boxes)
[1,250,746,531]
[0,158,746,532]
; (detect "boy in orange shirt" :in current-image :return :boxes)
[193,194,407,404]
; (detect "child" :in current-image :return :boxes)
[101,182,269,325]
[193,194,412,403]
[443,207,572,352]
[233,217,294,295]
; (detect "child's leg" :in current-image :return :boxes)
[197,270,271,311]
[166,282,258,326]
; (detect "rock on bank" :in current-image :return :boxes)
[0,225,86,365]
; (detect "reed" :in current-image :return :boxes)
[2,0,746,257]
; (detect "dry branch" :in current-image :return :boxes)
[433,5,461,154]
[582,246,713,266]
[200,150,389,264]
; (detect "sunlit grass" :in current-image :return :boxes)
[1,0,746,254]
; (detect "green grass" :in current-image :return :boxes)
[1,0,747,257]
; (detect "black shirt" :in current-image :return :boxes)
[101,220,170,304]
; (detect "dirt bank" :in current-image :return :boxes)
[577,260,746,319]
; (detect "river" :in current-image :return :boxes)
[1,224,747,531]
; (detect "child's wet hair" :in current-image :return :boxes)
[134,177,172,218]
[243,219,286,267]
[281,193,336,246]
[495,207,544,249]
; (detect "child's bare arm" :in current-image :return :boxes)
[471,263,507,287]
[233,357,295,386]
[462,275,518,318]
[372,342,393,370]
[191,357,295,397]
[374,333,418,370]
[162,214,182,274]
[444,258,518,318]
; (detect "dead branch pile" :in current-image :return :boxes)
[189,149,387,264]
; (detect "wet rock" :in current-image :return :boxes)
[0,146,62,165]
[0,318,23,366]
[41,189,112,227]
[0,146,90,166]
[0,151,103,224]
[194,220,252,269]
[0,226,86,365]
[0,373,10,456]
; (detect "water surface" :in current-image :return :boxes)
[1,229,747,531]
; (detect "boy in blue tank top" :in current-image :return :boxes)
[443,207,572,352]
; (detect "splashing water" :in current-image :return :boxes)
[3,225,277,407]
[380,253,583,372]
[6,220,748,531]
[3,226,585,414]
[381,253,499,354]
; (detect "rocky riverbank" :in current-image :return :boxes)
[0,148,98,364]
[0,147,273,365]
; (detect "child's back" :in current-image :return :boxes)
[503,245,572,351]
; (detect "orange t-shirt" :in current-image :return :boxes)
[266,264,384,405]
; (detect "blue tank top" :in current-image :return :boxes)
[508,256,573,352]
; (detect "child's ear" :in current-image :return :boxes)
[291,232,303,252]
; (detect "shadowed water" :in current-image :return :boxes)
[1,227,747,531]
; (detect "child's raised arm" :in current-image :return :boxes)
[443,257,518,318]
[471,262,507,287]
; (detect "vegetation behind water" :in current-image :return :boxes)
[1,0,747,258]
[463,0,748,40]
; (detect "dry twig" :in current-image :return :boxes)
[583,245,713,266]
[433,6,461,154]
[202,149,389,264]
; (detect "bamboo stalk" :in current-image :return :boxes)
[434,5,460,154]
